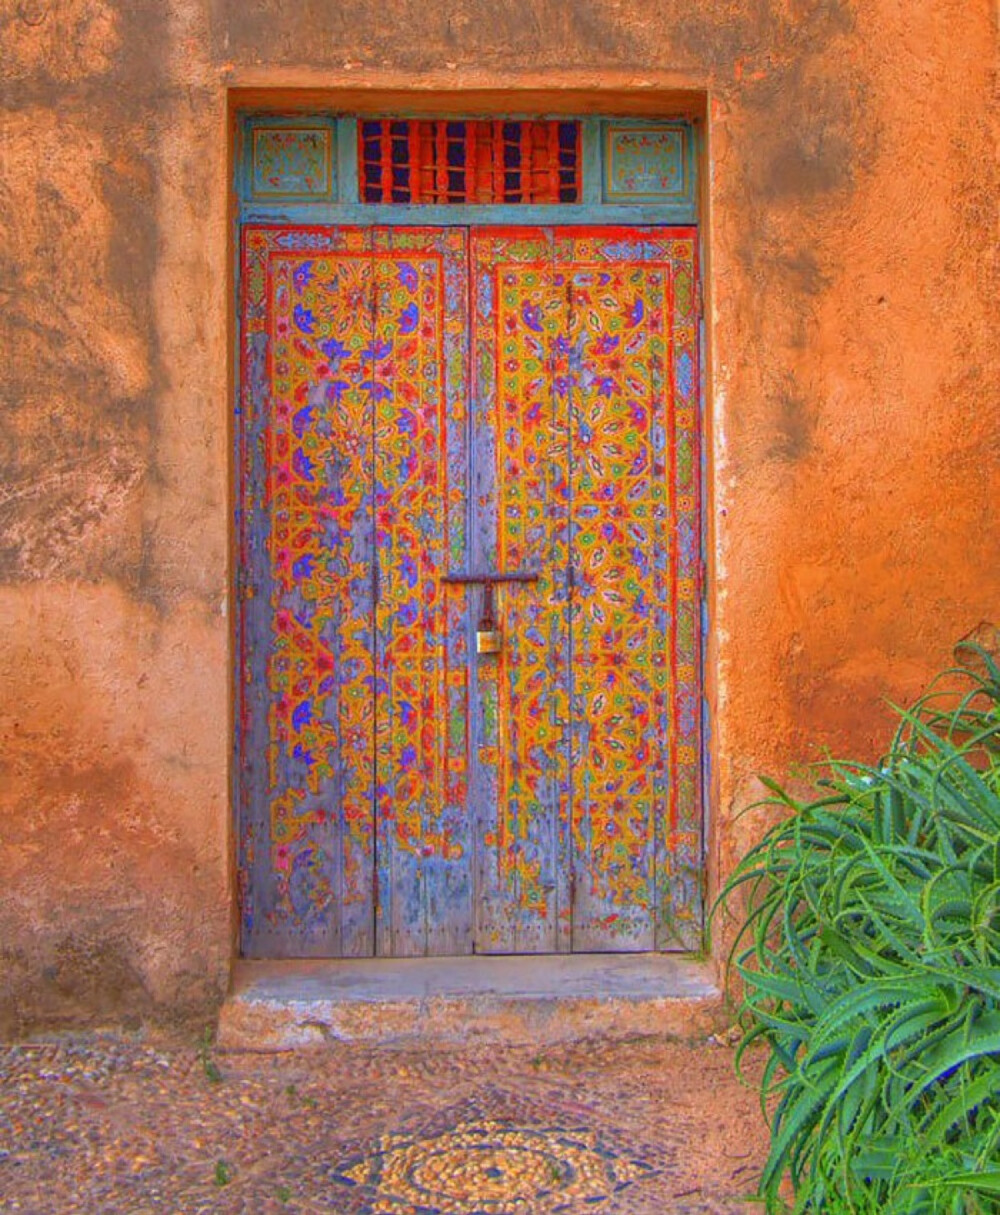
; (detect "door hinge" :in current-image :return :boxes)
[695,279,704,319]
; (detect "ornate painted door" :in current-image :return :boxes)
[237,223,701,958]
[469,228,702,953]
[238,226,471,958]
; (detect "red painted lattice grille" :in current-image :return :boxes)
[358,120,582,205]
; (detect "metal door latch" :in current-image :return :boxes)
[441,569,540,658]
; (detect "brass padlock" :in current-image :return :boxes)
[441,567,539,663]
[476,628,503,656]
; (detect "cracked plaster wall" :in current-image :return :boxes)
[0,0,997,1031]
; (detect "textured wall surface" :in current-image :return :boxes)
[1,0,997,1032]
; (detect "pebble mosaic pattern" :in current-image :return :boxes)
[332,1120,652,1213]
[327,1087,662,1214]
[0,1036,765,1213]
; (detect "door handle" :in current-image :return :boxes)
[442,570,540,656]
[440,570,541,586]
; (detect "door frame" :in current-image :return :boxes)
[229,100,712,960]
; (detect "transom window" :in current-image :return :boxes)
[358,119,582,205]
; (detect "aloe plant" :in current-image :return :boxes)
[718,645,1000,1213]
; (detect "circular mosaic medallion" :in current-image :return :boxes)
[333,1119,654,1214]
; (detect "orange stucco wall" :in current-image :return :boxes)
[1,0,997,1033]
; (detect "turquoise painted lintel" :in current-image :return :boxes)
[237,199,697,226]
[236,113,698,224]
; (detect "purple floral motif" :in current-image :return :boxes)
[522,302,543,333]
[293,261,314,293]
[397,600,419,627]
[325,380,352,405]
[293,404,314,437]
[399,553,418,588]
[292,743,316,769]
[360,380,392,402]
[294,304,316,334]
[361,339,392,362]
[293,449,315,481]
[398,302,419,334]
[320,337,350,365]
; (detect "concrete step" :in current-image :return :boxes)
[218,954,726,1050]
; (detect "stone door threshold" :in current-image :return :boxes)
[218,954,724,1050]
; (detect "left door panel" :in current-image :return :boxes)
[237,226,470,959]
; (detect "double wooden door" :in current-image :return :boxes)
[237,225,702,958]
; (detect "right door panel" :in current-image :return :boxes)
[470,227,703,953]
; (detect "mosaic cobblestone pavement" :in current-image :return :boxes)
[0,1034,767,1214]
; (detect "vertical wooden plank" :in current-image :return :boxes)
[468,229,505,949]
[435,122,448,204]
[549,256,575,955]
[373,227,472,957]
[236,227,274,956]
[558,227,703,953]
[656,230,703,951]
[371,228,420,955]
[379,121,393,204]
[438,227,474,953]
[470,228,570,954]
[238,225,377,958]
[579,119,603,208]
[561,231,663,951]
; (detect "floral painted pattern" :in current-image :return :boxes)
[238,223,700,957]
[603,126,690,204]
[251,126,334,199]
[471,228,701,952]
[469,238,573,952]
[370,230,470,957]
[238,226,468,957]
